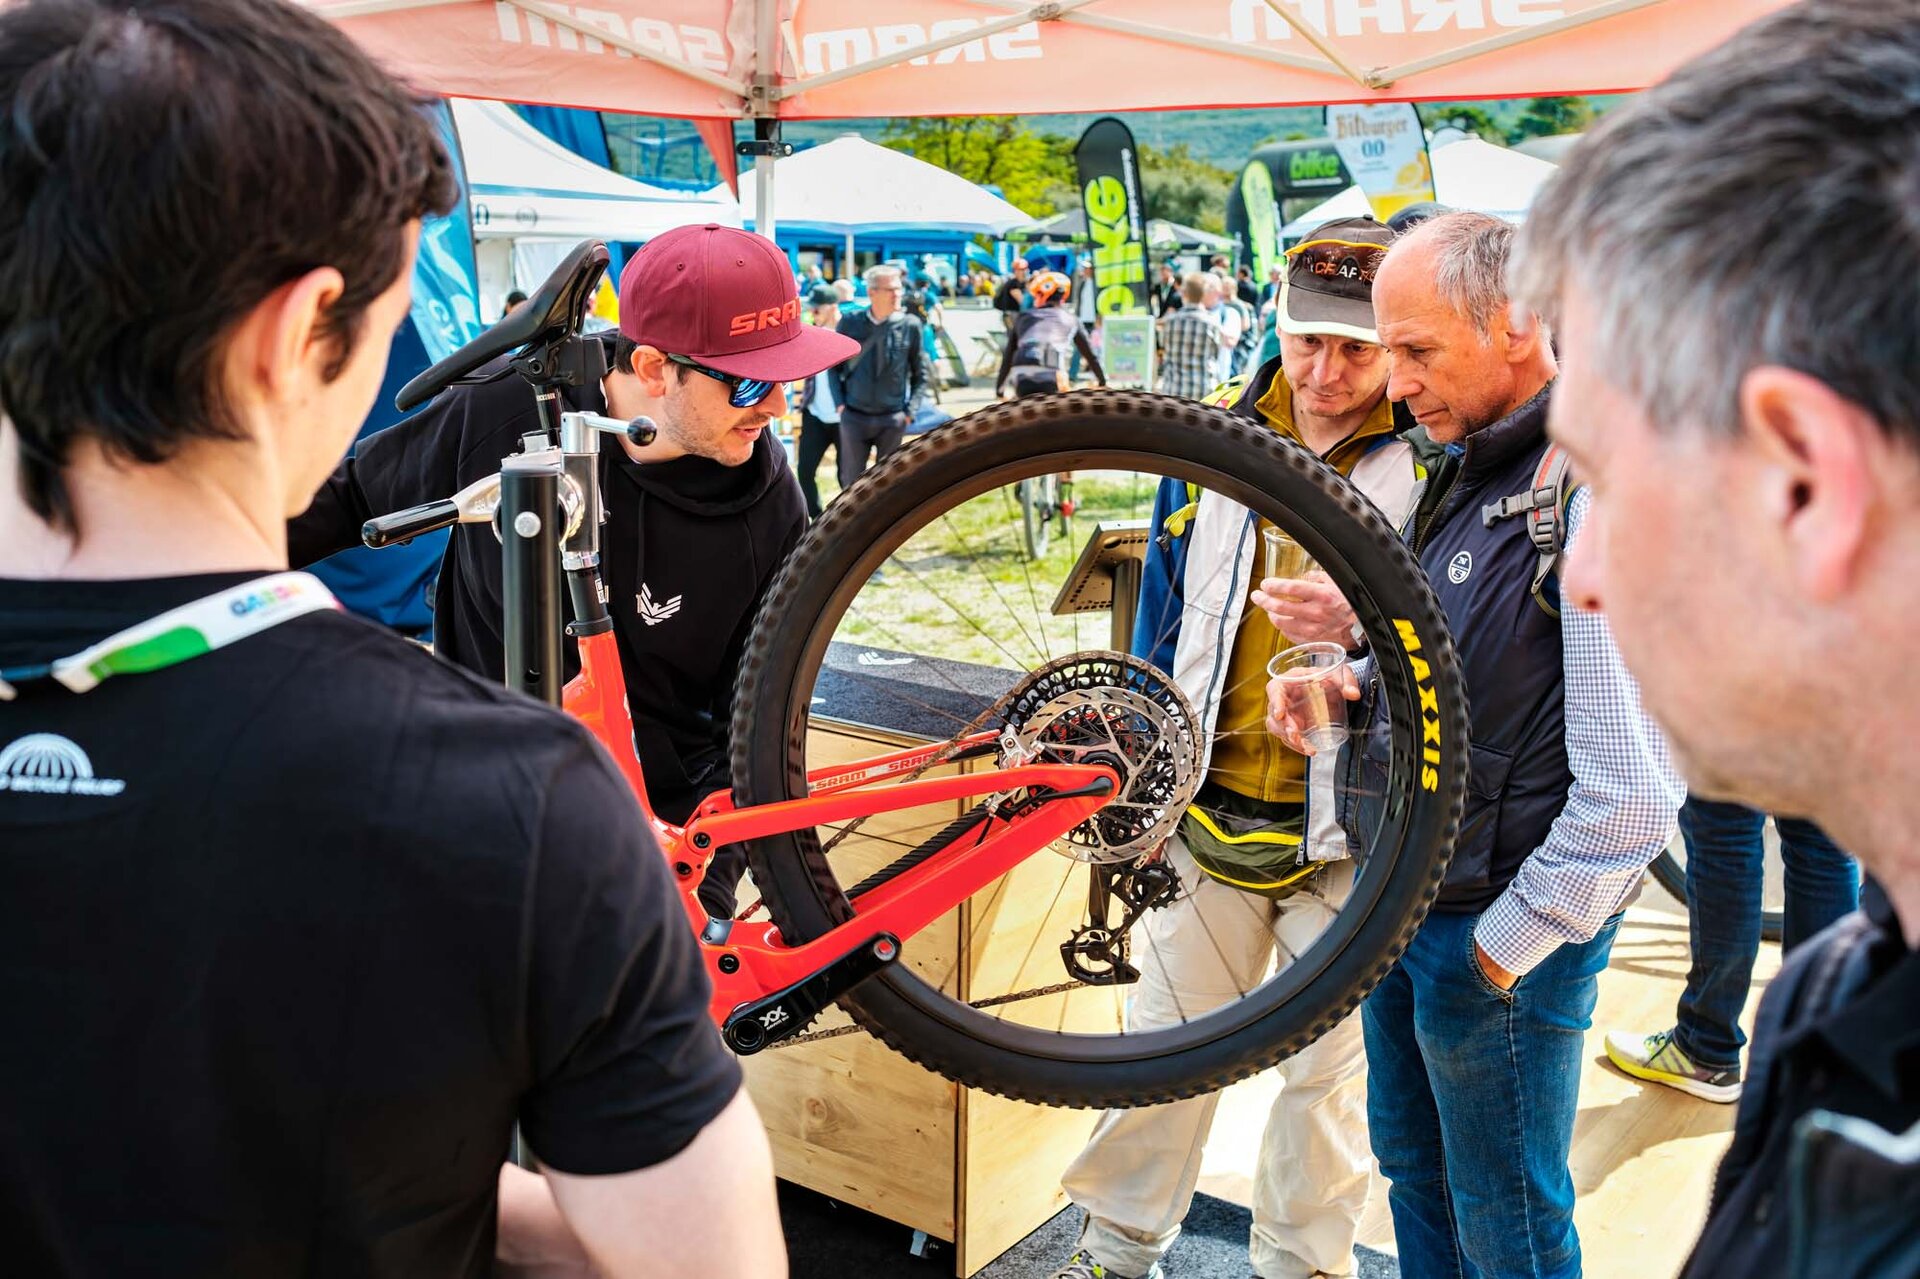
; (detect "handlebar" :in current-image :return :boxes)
[362,499,461,547]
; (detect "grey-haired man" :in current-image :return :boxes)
[1510,2,1919,1274]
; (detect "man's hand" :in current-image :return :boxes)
[1264,663,1361,754]
[1251,572,1359,648]
[1474,940,1519,991]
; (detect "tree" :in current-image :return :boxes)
[1418,103,1505,144]
[881,116,1074,218]
[1136,142,1234,233]
[1506,96,1595,143]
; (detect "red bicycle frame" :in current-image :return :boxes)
[564,629,1118,1039]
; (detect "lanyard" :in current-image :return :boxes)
[0,572,339,700]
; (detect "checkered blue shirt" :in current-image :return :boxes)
[1474,489,1687,976]
[1156,307,1223,399]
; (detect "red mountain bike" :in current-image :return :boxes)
[363,242,1467,1109]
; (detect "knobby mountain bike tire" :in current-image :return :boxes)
[1648,849,1785,943]
[731,390,1469,1108]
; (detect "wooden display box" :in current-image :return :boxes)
[742,719,1119,1276]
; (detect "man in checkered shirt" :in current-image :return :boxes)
[1154,272,1223,399]
[1265,212,1683,1279]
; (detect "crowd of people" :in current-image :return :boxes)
[0,2,1913,1279]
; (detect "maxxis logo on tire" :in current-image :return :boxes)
[1391,619,1443,792]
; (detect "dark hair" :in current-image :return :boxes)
[505,290,529,307]
[0,0,456,531]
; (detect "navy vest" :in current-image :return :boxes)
[1353,385,1572,912]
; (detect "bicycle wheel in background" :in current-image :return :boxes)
[1015,473,1056,559]
[1648,844,1786,943]
[732,391,1469,1108]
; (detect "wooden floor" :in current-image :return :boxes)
[1196,887,1775,1278]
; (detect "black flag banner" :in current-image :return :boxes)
[1073,117,1151,316]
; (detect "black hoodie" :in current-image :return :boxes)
[290,335,807,868]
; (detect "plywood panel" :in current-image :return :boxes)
[745,1031,958,1240]
[743,722,964,1245]
[958,1089,1102,1276]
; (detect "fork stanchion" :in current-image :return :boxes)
[500,454,565,708]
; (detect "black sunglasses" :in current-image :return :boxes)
[666,353,777,408]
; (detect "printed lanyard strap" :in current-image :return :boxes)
[0,572,339,700]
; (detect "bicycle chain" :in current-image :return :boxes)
[767,980,1089,1050]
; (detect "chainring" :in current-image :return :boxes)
[997,652,1202,863]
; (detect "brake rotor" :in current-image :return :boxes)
[997,652,1202,863]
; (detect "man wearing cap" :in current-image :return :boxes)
[1047,218,1432,1279]
[290,223,858,916]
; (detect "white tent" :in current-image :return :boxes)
[1279,139,1558,237]
[732,135,1030,238]
[450,98,739,242]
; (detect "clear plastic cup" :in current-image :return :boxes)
[1267,641,1352,755]
[1262,527,1318,594]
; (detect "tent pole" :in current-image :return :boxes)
[749,0,780,244]
[845,230,856,281]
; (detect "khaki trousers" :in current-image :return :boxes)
[1060,842,1371,1279]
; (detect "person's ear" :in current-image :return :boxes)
[630,345,673,398]
[238,266,348,401]
[1498,301,1540,365]
[1738,366,1878,602]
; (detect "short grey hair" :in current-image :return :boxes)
[1509,0,1919,444]
[1391,211,1530,340]
[863,264,903,290]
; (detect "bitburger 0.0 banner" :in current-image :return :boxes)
[1074,117,1151,316]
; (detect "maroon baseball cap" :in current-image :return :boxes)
[618,224,858,382]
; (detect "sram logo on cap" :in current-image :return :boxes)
[729,298,801,337]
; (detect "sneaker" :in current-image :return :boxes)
[1048,1249,1162,1279]
[1605,1027,1743,1103]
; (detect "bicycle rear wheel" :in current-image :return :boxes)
[1016,474,1055,559]
[732,391,1468,1107]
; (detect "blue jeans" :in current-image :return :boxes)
[1363,909,1621,1279]
[1673,797,1858,1070]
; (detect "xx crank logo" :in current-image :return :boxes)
[1448,551,1473,584]
[636,584,683,626]
[0,733,127,797]
[1392,621,1443,793]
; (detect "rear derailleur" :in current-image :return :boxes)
[1060,858,1181,985]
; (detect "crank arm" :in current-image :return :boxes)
[721,933,901,1053]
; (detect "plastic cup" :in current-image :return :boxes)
[1262,527,1318,590]
[1267,641,1351,755]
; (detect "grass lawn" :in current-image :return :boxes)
[816,465,1167,673]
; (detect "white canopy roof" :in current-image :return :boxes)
[450,98,739,242]
[733,135,1030,238]
[1280,139,1559,237]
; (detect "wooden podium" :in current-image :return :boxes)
[741,717,1117,1276]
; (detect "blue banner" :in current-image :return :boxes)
[311,100,482,637]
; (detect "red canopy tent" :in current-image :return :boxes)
[310,0,1789,232]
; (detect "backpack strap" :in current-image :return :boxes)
[1480,444,1577,618]
[1162,480,1203,540]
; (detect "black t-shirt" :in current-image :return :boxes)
[288,334,808,833]
[0,573,742,1277]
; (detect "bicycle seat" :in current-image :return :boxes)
[395,239,611,412]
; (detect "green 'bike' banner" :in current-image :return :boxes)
[1074,117,1150,317]
[1238,159,1279,289]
